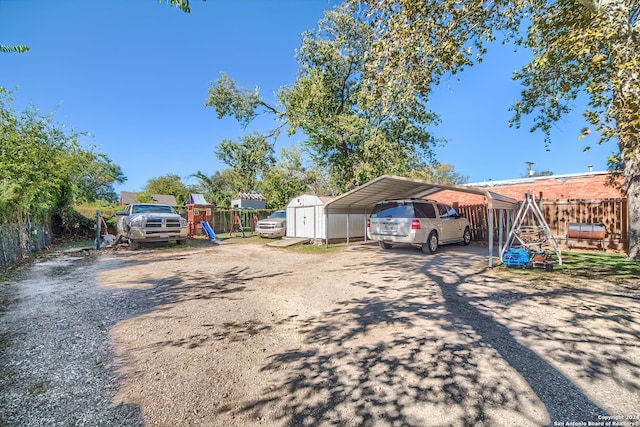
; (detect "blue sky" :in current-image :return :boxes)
[1,0,616,196]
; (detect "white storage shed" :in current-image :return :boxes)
[286,194,367,243]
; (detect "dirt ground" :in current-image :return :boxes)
[1,240,640,426]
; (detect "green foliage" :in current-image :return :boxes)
[72,153,126,203]
[133,192,155,204]
[205,5,444,193]
[408,163,469,184]
[502,250,640,281]
[205,73,281,130]
[160,0,193,13]
[191,170,235,207]
[0,45,30,54]
[193,143,325,209]
[260,144,322,209]
[214,132,276,193]
[0,88,125,224]
[508,0,639,165]
[352,0,640,259]
[285,5,443,190]
[142,174,190,205]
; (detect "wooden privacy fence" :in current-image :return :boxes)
[209,209,273,234]
[456,198,628,251]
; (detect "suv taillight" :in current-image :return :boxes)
[411,219,420,230]
[367,218,370,228]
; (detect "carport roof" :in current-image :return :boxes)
[324,175,518,214]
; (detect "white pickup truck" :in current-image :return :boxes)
[116,203,188,249]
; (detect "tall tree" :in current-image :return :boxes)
[205,5,443,192]
[72,153,127,203]
[191,170,236,207]
[409,163,469,184]
[260,144,323,209]
[353,0,640,259]
[214,132,276,193]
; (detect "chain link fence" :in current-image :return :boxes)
[0,223,52,270]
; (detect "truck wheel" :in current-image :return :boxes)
[177,238,187,245]
[129,240,139,250]
[421,231,438,254]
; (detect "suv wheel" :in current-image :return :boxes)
[461,227,471,246]
[421,231,438,254]
[379,241,392,250]
[129,239,139,250]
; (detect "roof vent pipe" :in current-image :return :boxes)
[525,161,536,177]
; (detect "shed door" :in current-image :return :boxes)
[295,207,316,238]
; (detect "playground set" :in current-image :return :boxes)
[186,194,261,240]
[186,194,217,239]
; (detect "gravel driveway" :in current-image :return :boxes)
[1,241,639,426]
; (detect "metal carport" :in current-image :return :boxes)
[323,175,519,267]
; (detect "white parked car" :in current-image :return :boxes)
[367,199,471,254]
[116,203,188,250]
[254,210,286,238]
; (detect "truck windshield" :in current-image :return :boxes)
[132,205,175,214]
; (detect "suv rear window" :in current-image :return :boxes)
[371,201,414,218]
[371,201,438,219]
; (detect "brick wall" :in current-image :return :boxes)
[434,172,624,205]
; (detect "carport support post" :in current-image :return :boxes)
[499,209,504,257]
[325,210,329,248]
[346,210,350,245]
[489,209,495,267]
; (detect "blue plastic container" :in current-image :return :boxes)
[502,248,530,267]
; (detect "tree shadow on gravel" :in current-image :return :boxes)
[0,248,293,426]
[229,245,633,426]
[98,252,293,316]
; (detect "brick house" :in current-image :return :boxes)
[435,171,624,206]
[434,171,627,251]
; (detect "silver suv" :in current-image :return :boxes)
[116,203,188,249]
[367,199,471,254]
[255,210,286,238]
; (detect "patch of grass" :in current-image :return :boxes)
[210,233,263,245]
[287,242,348,254]
[500,249,640,282]
[557,251,640,280]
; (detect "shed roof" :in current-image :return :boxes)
[324,175,518,214]
[232,191,266,201]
